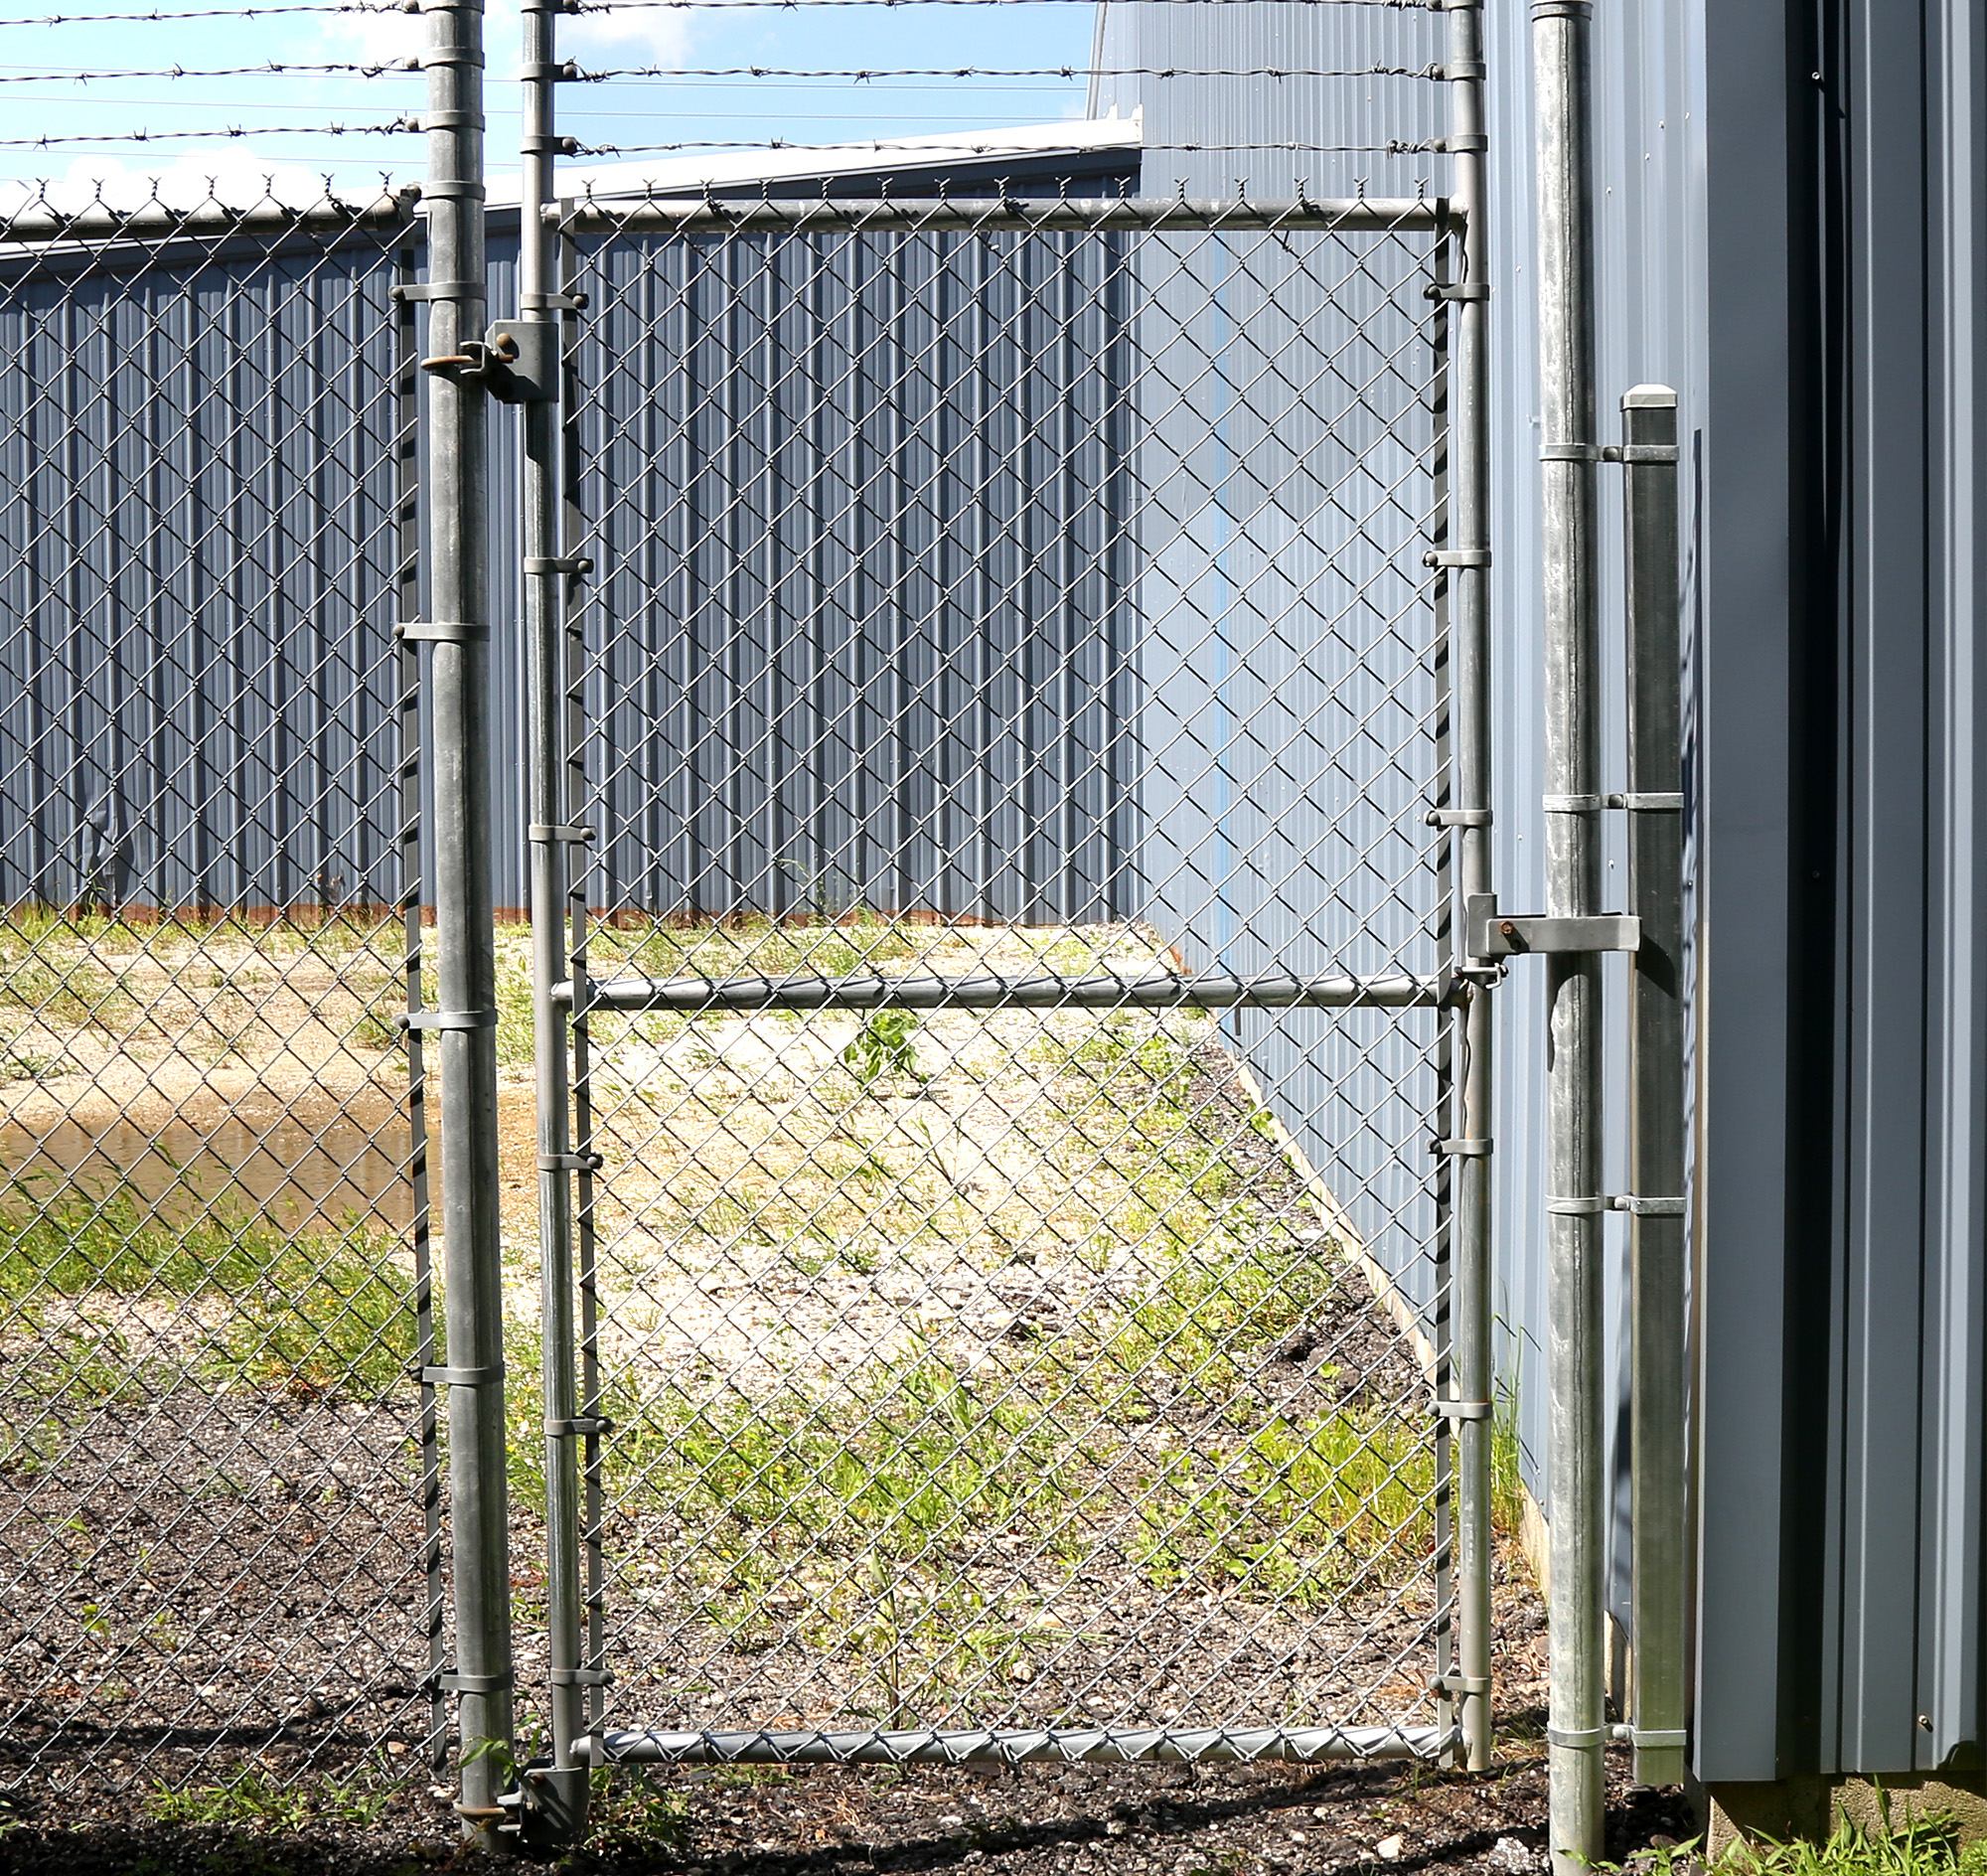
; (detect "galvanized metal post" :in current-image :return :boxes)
[1532,1,1607,1868]
[1620,385,1686,1790]
[421,0,515,1843]
[521,0,592,1847]
[1444,0,1495,1778]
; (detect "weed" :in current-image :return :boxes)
[145,1766,392,1830]
[1623,1808,1987,1876]
[584,1768,693,1857]
[843,1009,927,1086]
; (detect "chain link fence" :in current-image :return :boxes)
[0,188,443,1805]
[519,193,1474,1774]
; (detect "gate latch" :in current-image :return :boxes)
[1466,892,1640,959]
[419,321,557,403]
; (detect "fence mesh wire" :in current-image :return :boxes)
[0,189,440,1803]
[534,198,1459,1757]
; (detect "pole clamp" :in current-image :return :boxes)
[400,1009,500,1031]
[421,1364,506,1386]
[1610,442,1680,464]
[391,281,488,302]
[427,1667,516,1694]
[1435,1399,1492,1421]
[1539,441,1604,462]
[529,823,595,843]
[521,290,589,313]
[1426,806,1492,829]
[1433,1673,1493,1694]
[396,619,488,644]
[1545,1195,1608,1216]
[1627,1727,1687,1750]
[522,133,582,156]
[523,59,580,79]
[1425,279,1490,301]
[549,1666,616,1687]
[1443,61,1487,79]
[537,1151,604,1172]
[1424,547,1491,567]
[1466,893,1641,958]
[1435,132,1489,153]
[1607,1194,1687,1217]
[1542,794,1604,813]
[1546,1724,1608,1751]
[544,1416,615,1437]
[1431,1138,1493,1157]
[525,554,594,578]
[1606,791,1683,812]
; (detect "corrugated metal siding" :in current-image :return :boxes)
[564,221,1142,924]
[0,218,416,917]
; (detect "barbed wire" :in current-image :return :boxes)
[580,0,1436,10]
[0,1,400,21]
[0,61,418,82]
[0,118,415,148]
[573,62,1444,80]
[571,135,1443,157]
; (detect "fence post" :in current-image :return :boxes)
[1444,0,1495,1778]
[1531,2,1607,1871]
[1620,385,1687,1791]
[520,0,593,1848]
[420,0,515,1844]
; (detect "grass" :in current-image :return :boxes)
[0,1179,416,1400]
[1624,1809,1987,1876]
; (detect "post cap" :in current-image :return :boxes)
[1622,384,1678,408]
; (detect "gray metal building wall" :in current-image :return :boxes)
[1106,0,1987,1794]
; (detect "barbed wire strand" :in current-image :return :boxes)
[0,119,416,148]
[572,136,1445,156]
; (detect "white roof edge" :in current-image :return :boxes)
[484,115,1142,210]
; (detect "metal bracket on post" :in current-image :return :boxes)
[1465,893,1640,959]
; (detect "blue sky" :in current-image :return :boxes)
[0,0,1097,196]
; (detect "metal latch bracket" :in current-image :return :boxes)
[1466,892,1640,959]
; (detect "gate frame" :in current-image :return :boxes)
[501,13,1497,1850]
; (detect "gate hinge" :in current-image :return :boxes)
[1466,892,1640,959]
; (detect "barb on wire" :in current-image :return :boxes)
[0,117,416,148]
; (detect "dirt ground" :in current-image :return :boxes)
[0,1746,1695,1875]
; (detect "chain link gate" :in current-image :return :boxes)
[499,3,1496,1839]
[0,186,447,1803]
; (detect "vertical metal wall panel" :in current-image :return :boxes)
[567,220,1140,925]
[0,227,410,919]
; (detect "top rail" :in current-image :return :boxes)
[556,195,1453,234]
[0,192,418,246]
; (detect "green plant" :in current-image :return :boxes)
[145,1767,392,1830]
[843,1009,927,1086]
